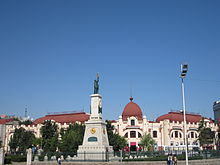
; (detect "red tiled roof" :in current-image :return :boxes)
[0,118,14,124]
[156,112,203,123]
[33,112,90,125]
[149,121,157,123]
[122,97,143,120]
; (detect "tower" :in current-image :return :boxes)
[77,75,113,161]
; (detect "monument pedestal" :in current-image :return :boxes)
[77,94,113,161]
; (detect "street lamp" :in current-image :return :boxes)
[180,64,189,165]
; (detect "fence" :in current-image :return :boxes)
[4,149,220,164]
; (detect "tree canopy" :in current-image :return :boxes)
[9,127,35,153]
[106,120,127,151]
[58,123,85,153]
[40,120,59,152]
[198,119,215,147]
[140,133,156,151]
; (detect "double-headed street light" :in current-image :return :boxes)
[180,64,189,165]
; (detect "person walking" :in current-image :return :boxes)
[167,154,173,165]
[173,154,177,165]
[57,157,61,165]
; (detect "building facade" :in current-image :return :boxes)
[2,112,90,152]
[1,98,219,152]
[112,97,219,151]
[213,101,220,123]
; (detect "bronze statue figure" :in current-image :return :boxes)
[94,73,99,94]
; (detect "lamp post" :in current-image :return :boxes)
[180,64,189,165]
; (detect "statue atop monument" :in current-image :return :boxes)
[94,73,99,94]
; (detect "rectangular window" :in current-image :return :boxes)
[191,132,194,138]
[153,131,157,138]
[131,120,135,126]
[175,131,178,138]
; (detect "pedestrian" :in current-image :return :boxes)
[57,157,61,165]
[167,154,173,165]
[173,154,177,165]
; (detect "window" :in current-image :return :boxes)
[175,131,178,138]
[131,119,135,126]
[124,133,128,138]
[138,132,142,138]
[130,131,136,138]
[191,132,194,138]
[171,132,174,138]
[153,131,157,138]
[179,132,182,138]
[195,133,197,138]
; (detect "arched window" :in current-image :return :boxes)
[131,119,135,126]
[124,132,128,138]
[153,131,157,138]
[138,132,142,138]
[195,133,198,138]
[130,131,136,138]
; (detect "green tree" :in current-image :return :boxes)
[198,119,215,148]
[140,133,156,151]
[32,137,43,149]
[40,120,59,152]
[19,120,33,126]
[9,127,35,153]
[58,123,85,153]
[106,120,127,151]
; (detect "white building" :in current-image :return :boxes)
[112,97,218,151]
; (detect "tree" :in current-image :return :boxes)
[58,123,85,153]
[40,120,59,152]
[19,119,33,126]
[198,119,215,148]
[106,120,127,151]
[140,133,156,151]
[32,137,43,149]
[9,127,35,153]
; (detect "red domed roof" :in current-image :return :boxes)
[33,112,90,125]
[122,97,143,120]
[156,111,202,123]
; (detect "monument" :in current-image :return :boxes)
[77,74,113,161]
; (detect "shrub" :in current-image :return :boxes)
[4,157,11,164]
[8,154,26,162]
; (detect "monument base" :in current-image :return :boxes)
[77,145,113,161]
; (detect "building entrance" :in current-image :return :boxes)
[130,145,137,151]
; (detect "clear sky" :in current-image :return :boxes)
[0,0,220,121]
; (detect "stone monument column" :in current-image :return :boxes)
[77,75,113,161]
[26,148,32,165]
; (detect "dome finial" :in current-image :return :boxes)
[130,97,133,101]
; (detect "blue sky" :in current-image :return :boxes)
[0,0,220,121]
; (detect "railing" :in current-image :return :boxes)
[4,149,220,163]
